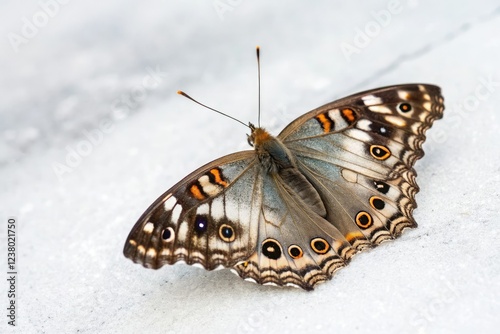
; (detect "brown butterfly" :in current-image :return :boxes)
[124,49,444,290]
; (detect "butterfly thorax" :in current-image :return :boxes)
[248,125,327,216]
[248,126,295,173]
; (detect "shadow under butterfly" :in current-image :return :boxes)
[123,47,444,291]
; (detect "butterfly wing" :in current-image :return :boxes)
[232,166,357,290]
[124,83,444,291]
[123,151,263,270]
[124,147,357,290]
[279,84,444,250]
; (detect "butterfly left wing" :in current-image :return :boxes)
[279,84,444,250]
[123,151,262,271]
[124,146,357,290]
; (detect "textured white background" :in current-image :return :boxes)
[1,1,499,333]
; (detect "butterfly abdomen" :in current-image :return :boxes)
[278,168,327,217]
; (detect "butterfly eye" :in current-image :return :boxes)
[247,134,255,147]
[262,239,282,260]
[355,212,373,229]
[161,227,175,242]
[398,102,412,113]
[194,215,208,234]
[219,224,235,242]
[369,196,385,210]
[288,245,303,259]
[370,145,391,160]
[310,238,330,254]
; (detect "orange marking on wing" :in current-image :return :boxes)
[342,108,356,123]
[345,232,365,243]
[210,168,228,187]
[315,114,331,132]
[190,184,206,200]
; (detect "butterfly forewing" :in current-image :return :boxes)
[281,84,444,249]
[124,151,262,270]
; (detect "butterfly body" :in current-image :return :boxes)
[250,126,328,217]
[124,84,444,290]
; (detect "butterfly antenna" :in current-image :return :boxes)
[177,91,249,129]
[256,46,261,127]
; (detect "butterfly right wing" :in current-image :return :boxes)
[123,151,262,271]
[279,84,444,250]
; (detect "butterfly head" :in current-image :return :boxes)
[247,123,272,148]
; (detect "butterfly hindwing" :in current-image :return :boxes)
[232,166,356,290]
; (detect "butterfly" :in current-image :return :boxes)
[123,64,444,290]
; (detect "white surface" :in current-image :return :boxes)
[1,1,499,333]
